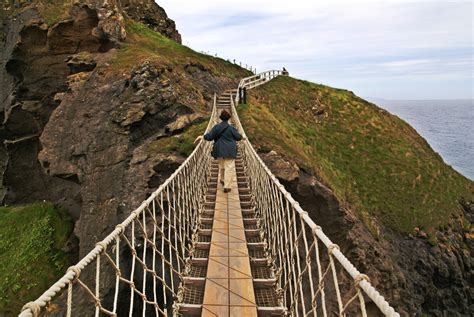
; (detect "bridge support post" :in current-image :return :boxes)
[238,87,247,104]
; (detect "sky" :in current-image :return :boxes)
[158,0,473,100]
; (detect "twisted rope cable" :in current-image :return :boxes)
[19,74,400,317]
[19,94,219,317]
[230,74,400,317]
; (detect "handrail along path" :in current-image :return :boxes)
[19,71,400,317]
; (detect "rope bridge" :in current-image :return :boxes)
[19,71,399,317]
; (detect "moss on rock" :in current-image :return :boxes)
[147,119,209,157]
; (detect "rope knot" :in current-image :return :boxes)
[276,287,284,298]
[312,225,322,235]
[328,244,340,255]
[305,254,312,266]
[354,274,370,287]
[67,265,82,280]
[132,209,142,217]
[95,241,107,253]
[115,224,125,234]
[21,301,41,316]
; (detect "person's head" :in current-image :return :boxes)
[219,110,231,121]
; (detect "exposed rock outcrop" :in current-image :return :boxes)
[259,150,299,182]
[0,4,112,215]
[120,0,182,43]
[78,0,182,43]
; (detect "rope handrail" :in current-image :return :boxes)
[235,69,283,105]
[19,96,220,317]
[18,70,400,316]
[229,74,400,316]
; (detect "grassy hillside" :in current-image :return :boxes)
[238,76,473,237]
[0,203,73,315]
[113,21,248,79]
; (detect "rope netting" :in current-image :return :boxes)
[19,97,219,317]
[19,71,400,317]
[231,72,400,317]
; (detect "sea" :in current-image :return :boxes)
[367,99,474,181]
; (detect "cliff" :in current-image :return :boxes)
[0,0,249,314]
[1,1,472,316]
[237,76,474,316]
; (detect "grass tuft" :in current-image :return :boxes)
[35,0,71,26]
[147,119,209,157]
[0,202,73,315]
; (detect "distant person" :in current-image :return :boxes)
[282,67,289,75]
[194,110,243,193]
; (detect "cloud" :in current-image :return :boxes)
[158,0,473,99]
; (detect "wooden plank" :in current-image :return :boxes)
[202,160,257,317]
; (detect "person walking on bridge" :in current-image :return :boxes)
[194,110,242,193]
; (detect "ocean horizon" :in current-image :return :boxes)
[367,98,474,181]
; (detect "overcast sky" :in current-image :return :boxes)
[159,0,473,100]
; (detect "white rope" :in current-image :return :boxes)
[19,74,400,317]
[235,70,283,104]
[230,75,400,317]
[19,95,218,317]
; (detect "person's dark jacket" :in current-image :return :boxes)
[204,121,242,158]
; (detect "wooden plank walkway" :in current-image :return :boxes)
[202,161,258,317]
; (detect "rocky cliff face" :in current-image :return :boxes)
[119,0,181,43]
[0,0,246,274]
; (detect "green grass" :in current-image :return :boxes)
[1,0,85,29]
[238,76,473,236]
[112,21,251,78]
[147,119,209,157]
[37,0,70,26]
[0,202,73,315]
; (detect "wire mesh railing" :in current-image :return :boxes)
[19,96,219,317]
[230,79,400,317]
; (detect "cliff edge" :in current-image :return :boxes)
[238,76,474,316]
[0,1,248,314]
